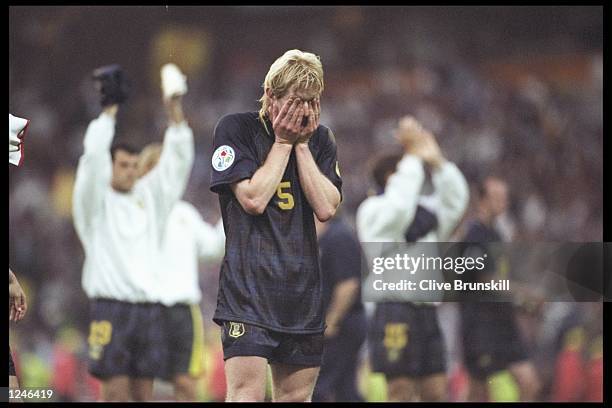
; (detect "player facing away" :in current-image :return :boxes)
[209,49,342,402]
[312,215,367,402]
[72,65,194,401]
[459,176,541,401]
[137,142,226,401]
[357,116,469,401]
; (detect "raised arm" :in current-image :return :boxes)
[356,154,425,242]
[72,105,117,241]
[139,97,194,220]
[432,161,470,240]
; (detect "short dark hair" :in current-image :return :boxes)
[369,152,404,191]
[110,143,139,161]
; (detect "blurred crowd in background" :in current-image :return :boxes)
[9,6,602,401]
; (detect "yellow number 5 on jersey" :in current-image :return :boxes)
[276,181,294,210]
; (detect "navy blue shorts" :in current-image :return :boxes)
[161,304,205,380]
[460,302,529,380]
[369,303,446,378]
[87,299,167,379]
[220,320,324,366]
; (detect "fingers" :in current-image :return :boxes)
[304,102,317,135]
[273,97,293,127]
[10,304,15,322]
[290,100,305,130]
[275,97,300,128]
[18,295,27,320]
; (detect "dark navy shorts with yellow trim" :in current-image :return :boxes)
[87,298,167,379]
[220,320,324,367]
[161,303,205,380]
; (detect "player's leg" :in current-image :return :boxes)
[369,303,418,401]
[219,321,279,401]
[167,304,205,401]
[417,306,448,401]
[466,376,489,402]
[311,335,343,401]
[225,356,268,401]
[100,376,131,401]
[9,346,20,395]
[508,360,540,401]
[270,331,324,402]
[335,315,367,402]
[270,363,320,402]
[386,375,418,401]
[88,300,135,401]
[9,377,23,402]
[131,303,167,401]
[130,378,154,401]
[460,302,494,402]
[419,373,447,401]
[9,375,20,389]
[173,374,199,401]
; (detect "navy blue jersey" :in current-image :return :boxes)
[210,112,342,334]
[319,217,364,317]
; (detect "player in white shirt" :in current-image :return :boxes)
[72,64,194,401]
[137,143,225,401]
[357,116,469,401]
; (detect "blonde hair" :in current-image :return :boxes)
[258,49,324,130]
[137,143,163,178]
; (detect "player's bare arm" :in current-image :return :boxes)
[9,268,27,322]
[295,98,341,222]
[324,277,359,338]
[231,97,303,215]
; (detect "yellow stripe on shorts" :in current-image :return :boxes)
[188,304,205,377]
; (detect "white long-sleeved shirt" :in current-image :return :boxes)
[9,113,29,166]
[357,154,469,242]
[357,154,470,304]
[156,200,225,306]
[72,112,194,303]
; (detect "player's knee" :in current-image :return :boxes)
[226,380,266,402]
[274,386,313,402]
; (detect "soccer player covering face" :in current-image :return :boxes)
[210,49,342,402]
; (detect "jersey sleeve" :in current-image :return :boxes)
[432,161,470,240]
[210,114,259,195]
[356,154,425,242]
[315,127,343,199]
[72,112,115,243]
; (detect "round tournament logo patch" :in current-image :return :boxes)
[212,145,235,172]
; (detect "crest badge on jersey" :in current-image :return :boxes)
[228,322,245,338]
[212,145,235,172]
